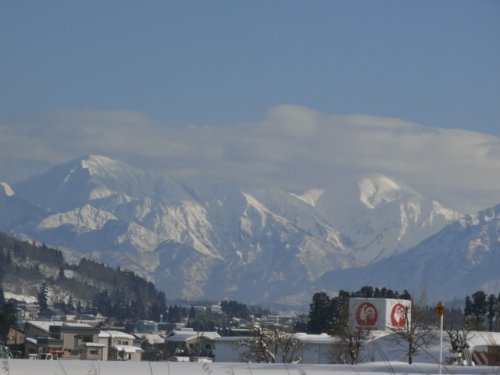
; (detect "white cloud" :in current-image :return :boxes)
[0,105,499,213]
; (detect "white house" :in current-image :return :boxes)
[98,330,143,361]
[296,333,339,364]
[213,333,338,364]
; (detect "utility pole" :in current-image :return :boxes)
[435,302,445,375]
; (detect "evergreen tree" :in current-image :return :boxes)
[189,306,196,320]
[465,290,488,330]
[37,283,49,317]
[0,286,5,308]
[307,291,334,334]
[0,301,17,342]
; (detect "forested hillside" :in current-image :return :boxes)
[0,232,166,321]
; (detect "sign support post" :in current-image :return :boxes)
[436,302,445,375]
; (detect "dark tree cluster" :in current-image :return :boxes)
[307,287,411,335]
[221,300,250,319]
[464,290,500,331]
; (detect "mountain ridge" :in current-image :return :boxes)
[0,154,493,306]
[314,204,500,302]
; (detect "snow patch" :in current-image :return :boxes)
[81,154,122,176]
[89,186,114,200]
[117,222,158,253]
[358,175,402,209]
[4,292,37,303]
[37,204,116,234]
[0,181,14,197]
[431,201,461,221]
[290,188,324,207]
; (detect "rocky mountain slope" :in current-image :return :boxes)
[315,204,500,302]
[0,154,478,306]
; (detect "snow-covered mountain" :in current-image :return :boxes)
[314,174,462,264]
[0,154,482,306]
[315,204,500,302]
[2,155,357,305]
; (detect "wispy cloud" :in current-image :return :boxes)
[1,105,499,212]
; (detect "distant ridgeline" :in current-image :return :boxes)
[0,232,166,321]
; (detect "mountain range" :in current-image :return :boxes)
[0,154,498,307]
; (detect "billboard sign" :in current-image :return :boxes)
[349,298,411,331]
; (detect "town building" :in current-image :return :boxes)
[213,332,338,364]
[165,328,220,360]
[23,321,142,361]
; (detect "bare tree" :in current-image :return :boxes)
[445,325,473,365]
[238,326,302,363]
[332,324,372,365]
[392,303,436,364]
[444,302,474,366]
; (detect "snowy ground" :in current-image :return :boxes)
[2,359,500,375]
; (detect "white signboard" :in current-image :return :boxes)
[349,298,411,331]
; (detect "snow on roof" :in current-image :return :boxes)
[466,330,500,351]
[4,292,37,304]
[99,330,135,340]
[136,333,165,344]
[26,321,93,333]
[199,332,221,340]
[214,333,339,345]
[25,337,37,344]
[110,345,143,353]
[26,321,54,333]
[166,330,220,342]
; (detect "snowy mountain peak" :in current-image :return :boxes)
[0,181,14,197]
[431,201,461,222]
[290,188,324,207]
[358,175,408,209]
[460,203,500,227]
[79,154,129,177]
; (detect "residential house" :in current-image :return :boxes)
[98,330,143,361]
[24,321,104,360]
[165,328,220,360]
[4,326,24,347]
[24,321,64,358]
[60,324,105,360]
[24,321,154,361]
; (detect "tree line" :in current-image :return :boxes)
[0,233,166,323]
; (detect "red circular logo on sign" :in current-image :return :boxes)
[391,303,407,328]
[356,302,378,326]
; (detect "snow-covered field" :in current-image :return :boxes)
[2,359,500,375]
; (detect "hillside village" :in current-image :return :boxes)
[1,233,500,368]
[1,295,322,362]
[2,283,500,368]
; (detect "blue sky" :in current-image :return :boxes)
[1,1,500,212]
[1,0,499,133]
